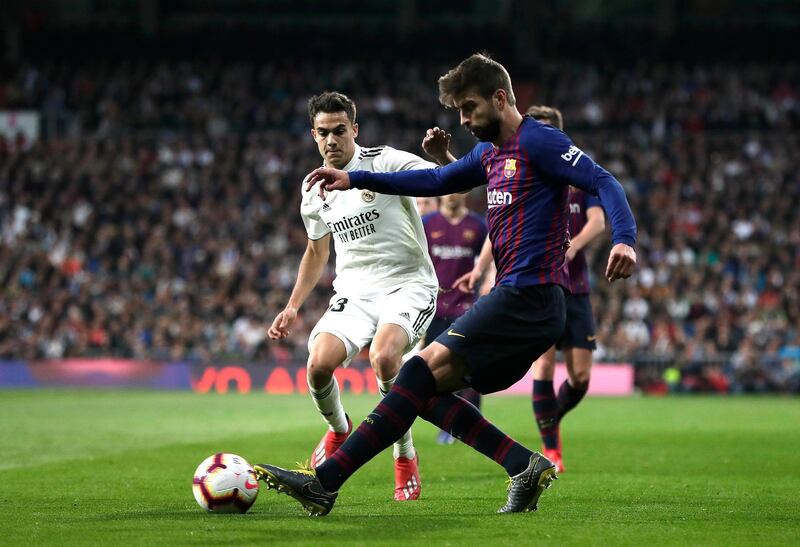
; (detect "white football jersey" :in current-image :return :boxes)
[301,144,438,297]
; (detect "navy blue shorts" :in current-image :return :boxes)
[556,293,597,351]
[425,316,456,344]
[434,284,566,394]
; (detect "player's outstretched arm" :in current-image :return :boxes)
[268,235,331,340]
[525,125,637,282]
[305,145,487,199]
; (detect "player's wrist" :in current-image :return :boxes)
[611,238,635,248]
[431,151,450,165]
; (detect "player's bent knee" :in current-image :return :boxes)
[566,348,592,387]
[570,368,591,388]
[368,348,402,380]
[306,361,337,389]
[418,342,467,392]
[306,351,340,389]
[533,349,557,379]
[535,359,556,378]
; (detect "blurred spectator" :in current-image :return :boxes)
[1,59,799,394]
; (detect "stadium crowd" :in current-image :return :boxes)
[1,60,799,393]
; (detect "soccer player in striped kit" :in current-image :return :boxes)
[255,54,637,515]
[525,106,607,473]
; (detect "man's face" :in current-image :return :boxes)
[311,111,358,169]
[440,193,466,211]
[454,89,502,142]
[416,197,438,216]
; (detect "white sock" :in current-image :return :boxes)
[378,375,416,460]
[309,376,349,433]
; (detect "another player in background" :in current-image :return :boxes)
[526,105,605,473]
[268,91,438,501]
[258,54,636,515]
[461,106,606,472]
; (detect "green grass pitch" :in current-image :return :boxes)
[1,390,798,546]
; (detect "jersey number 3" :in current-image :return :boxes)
[330,298,348,312]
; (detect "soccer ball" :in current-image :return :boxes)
[192,453,260,513]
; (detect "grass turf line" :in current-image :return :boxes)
[1,390,798,546]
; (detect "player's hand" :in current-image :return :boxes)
[305,167,351,200]
[565,246,578,263]
[605,243,636,282]
[422,127,452,165]
[453,267,481,293]
[268,306,298,340]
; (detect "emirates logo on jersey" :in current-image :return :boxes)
[503,158,517,178]
[361,190,376,203]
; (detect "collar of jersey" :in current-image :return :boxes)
[340,143,363,172]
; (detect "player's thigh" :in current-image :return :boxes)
[377,284,437,353]
[437,284,566,394]
[309,294,378,367]
[532,345,557,380]
[558,294,597,351]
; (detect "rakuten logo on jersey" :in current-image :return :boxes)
[487,189,513,209]
[561,145,584,166]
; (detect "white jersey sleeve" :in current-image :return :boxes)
[373,146,437,173]
[300,175,332,240]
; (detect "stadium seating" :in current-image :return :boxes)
[1,60,798,393]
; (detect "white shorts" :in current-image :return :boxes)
[309,284,437,366]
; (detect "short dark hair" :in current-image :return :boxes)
[526,105,564,130]
[308,92,357,125]
[438,53,516,108]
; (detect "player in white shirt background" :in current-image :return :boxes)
[268,92,438,501]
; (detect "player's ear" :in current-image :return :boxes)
[311,128,318,140]
[493,90,506,110]
[352,122,359,138]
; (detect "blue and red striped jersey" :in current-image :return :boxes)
[565,188,603,295]
[423,211,488,318]
[349,116,636,289]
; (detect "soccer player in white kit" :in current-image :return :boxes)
[268,92,438,501]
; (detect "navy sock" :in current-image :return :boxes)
[422,393,531,476]
[533,380,560,450]
[557,379,588,420]
[316,356,435,492]
[456,387,482,409]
